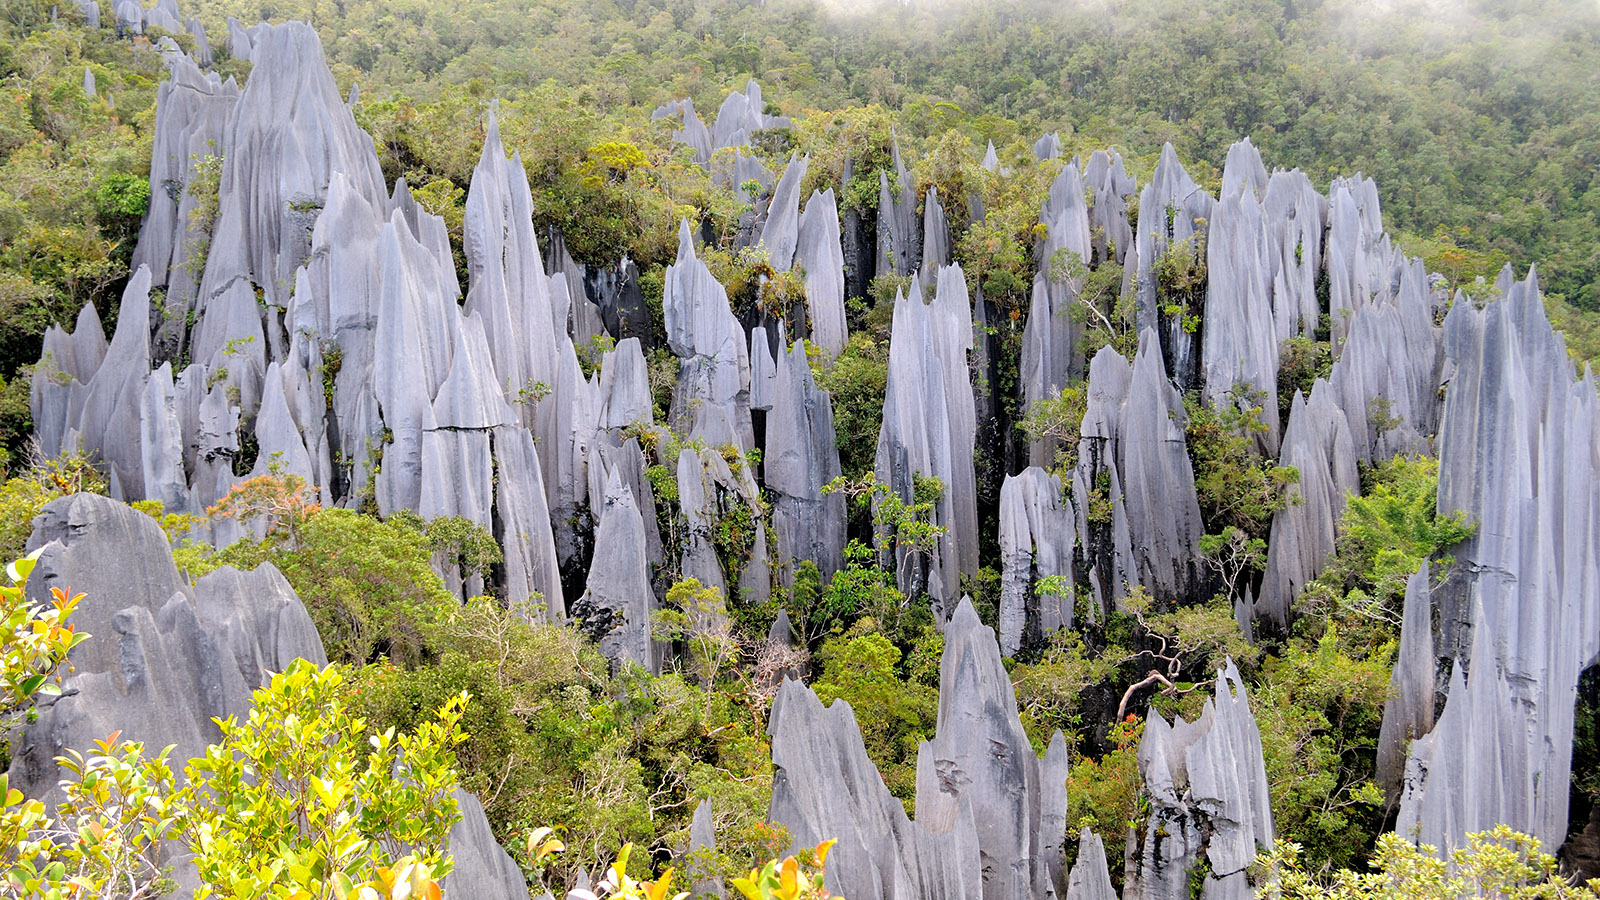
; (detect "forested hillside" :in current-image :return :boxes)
[2,0,1599,898]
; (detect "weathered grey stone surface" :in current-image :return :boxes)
[1375,563,1434,800]
[915,598,1067,900]
[1326,175,1394,352]
[1033,133,1062,161]
[766,340,845,588]
[710,80,788,153]
[761,153,809,270]
[876,142,921,278]
[1129,144,1212,391]
[997,467,1076,656]
[197,22,388,321]
[1083,149,1134,266]
[665,221,753,449]
[922,187,952,271]
[1393,267,1600,854]
[1260,169,1324,341]
[875,269,978,619]
[768,677,984,900]
[1256,383,1359,625]
[75,266,153,501]
[32,303,108,459]
[1064,828,1116,900]
[11,494,512,898]
[1071,333,1201,610]
[1126,662,1272,900]
[441,789,531,900]
[575,470,662,673]
[795,188,848,357]
[653,97,713,166]
[1022,162,1092,466]
[1118,330,1203,602]
[1201,186,1280,455]
[464,111,562,431]
[688,799,726,900]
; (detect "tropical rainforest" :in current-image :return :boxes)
[0,0,1598,897]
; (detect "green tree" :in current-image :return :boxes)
[184,660,467,900]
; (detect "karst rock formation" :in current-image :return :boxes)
[25,10,1600,898]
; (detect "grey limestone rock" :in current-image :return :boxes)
[463,111,562,432]
[678,445,770,605]
[997,467,1076,657]
[875,269,978,619]
[749,326,778,412]
[1255,383,1359,626]
[915,597,1067,900]
[1325,175,1394,352]
[1129,144,1212,391]
[441,789,531,900]
[760,153,809,270]
[1083,149,1134,266]
[1126,661,1272,900]
[1117,330,1203,603]
[876,141,921,278]
[575,470,662,673]
[1072,333,1202,610]
[197,22,388,317]
[141,363,189,513]
[1394,267,1600,853]
[74,0,101,28]
[922,186,952,271]
[1065,828,1116,900]
[1201,188,1280,455]
[492,426,564,617]
[981,141,1000,172]
[794,188,848,358]
[75,266,152,501]
[1375,563,1435,800]
[1260,170,1324,342]
[688,799,726,900]
[654,97,713,166]
[1033,132,1062,161]
[1218,138,1267,200]
[768,677,983,900]
[664,220,753,450]
[765,339,845,590]
[32,303,107,459]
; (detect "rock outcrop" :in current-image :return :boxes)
[874,267,979,619]
[1125,662,1273,900]
[9,493,520,897]
[1393,268,1600,854]
[768,598,1067,900]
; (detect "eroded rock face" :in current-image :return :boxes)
[795,188,848,358]
[874,268,979,620]
[10,494,517,896]
[768,597,1068,900]
[1070,332,1202,613]
[765,340,845,590]
[1022,162,1093,466]
[997,467,1076,656]
[665,220,754,450]
[1129,144,1212,392]
[915,599,1069,900]
[1126,662,1273,900]
[1393,268,1600,854]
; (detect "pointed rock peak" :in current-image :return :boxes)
[676,219,696,261]
[481,108,504,162]
[982,140,999,172]
[947,593,982,637]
